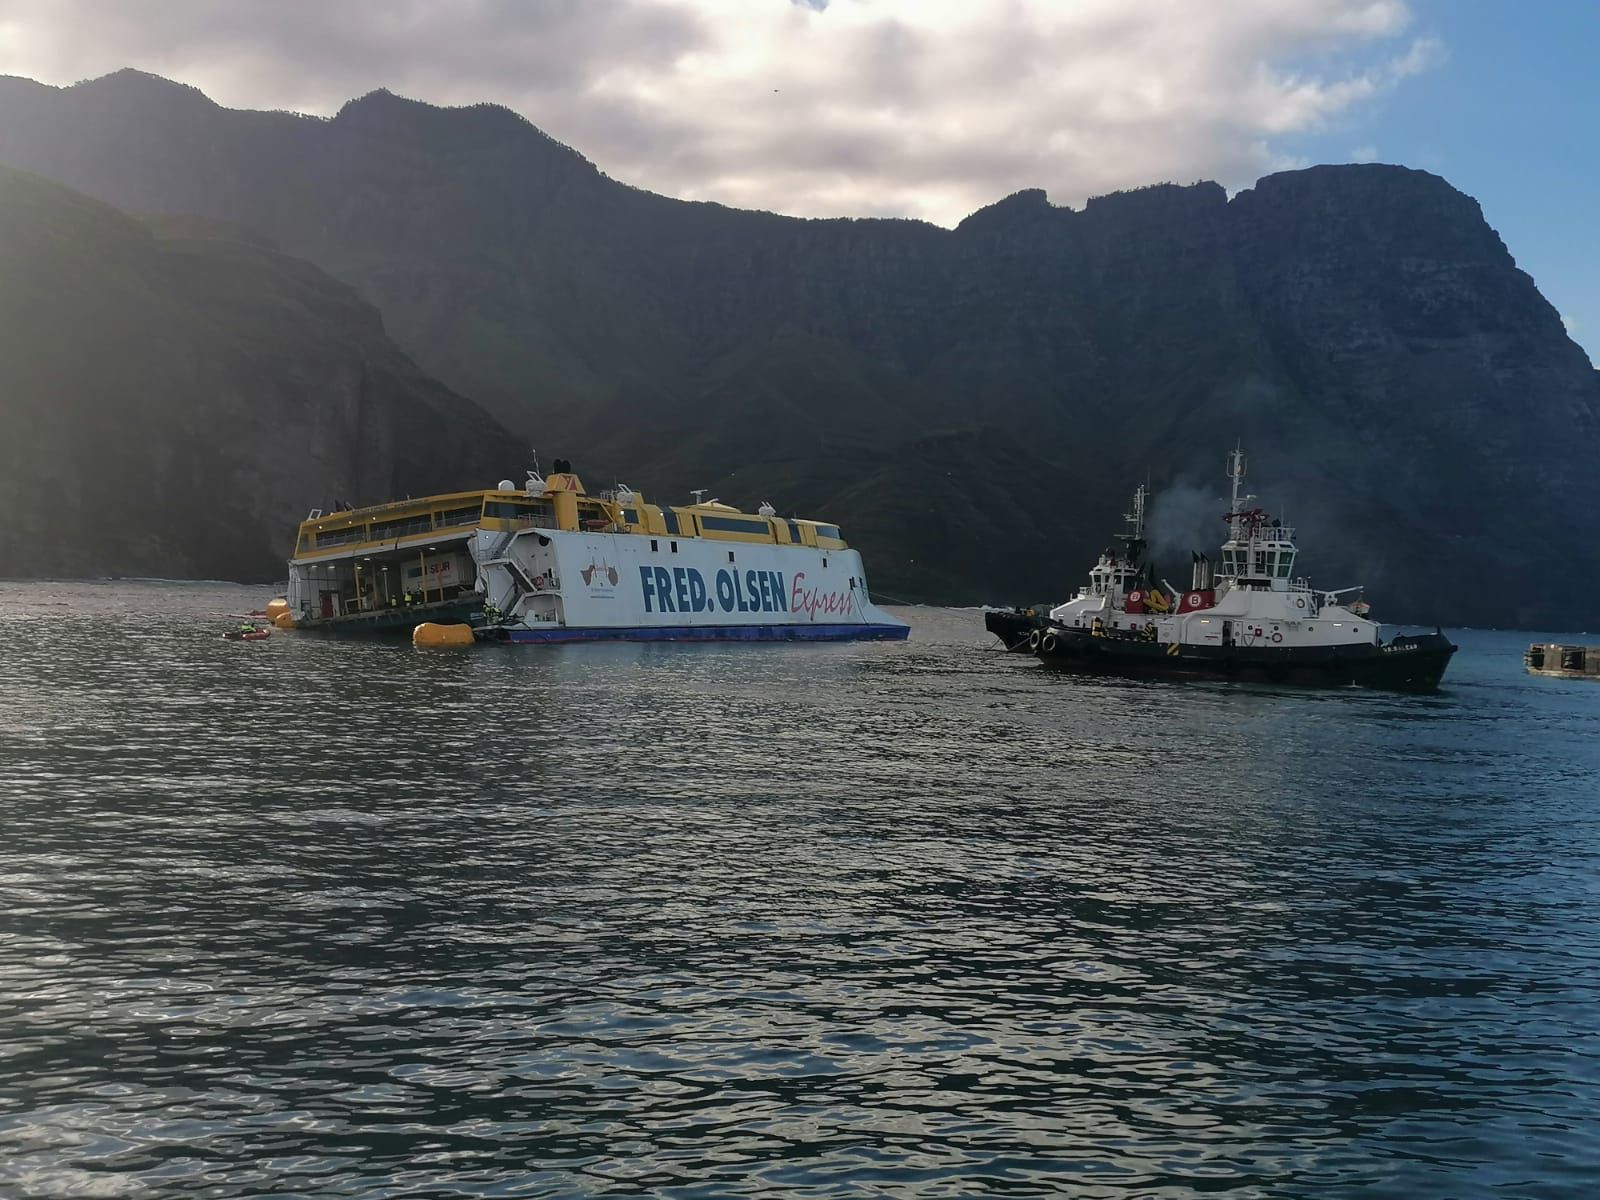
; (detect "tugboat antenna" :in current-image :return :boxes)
[1122,483,1148,537]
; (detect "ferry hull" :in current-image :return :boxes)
[1033,629,1456,692]
[298,597,483,635]
[477,526,908,642]
[496,621,909,644]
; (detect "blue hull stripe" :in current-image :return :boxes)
[501,622,909,644]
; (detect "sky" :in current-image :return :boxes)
[0,0,1593,358]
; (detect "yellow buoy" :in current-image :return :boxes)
[271,610,296,630]
[265,598,290,621]
[413,622,476,648]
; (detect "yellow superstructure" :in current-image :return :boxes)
[293,473,849,560]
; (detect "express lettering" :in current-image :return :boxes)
[789,571,855,620]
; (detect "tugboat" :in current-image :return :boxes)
[1028,448,1456,691]
[986,489,1156,650]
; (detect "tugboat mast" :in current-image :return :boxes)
[1117,482,1149,565]
[1226,445,1247,541]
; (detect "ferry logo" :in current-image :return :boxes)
[581,557,620,588]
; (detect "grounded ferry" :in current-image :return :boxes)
[282,461,908,643]
[1024,448,1456,691]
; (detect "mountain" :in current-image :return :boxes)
[0,162,524,582]
[2,69,1597,626]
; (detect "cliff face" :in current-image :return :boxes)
[0,164,524,581]
[1,71,1597,624]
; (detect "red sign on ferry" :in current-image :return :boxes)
[1177,589,1215,613]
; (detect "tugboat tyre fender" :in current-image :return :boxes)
[1041,633,1058,654]
[1028,629,1043,651]
[1271,632,1283,644]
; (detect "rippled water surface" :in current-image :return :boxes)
[3,581,1599,1198]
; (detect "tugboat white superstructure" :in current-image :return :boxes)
[283,461,908,643]
[1029,448,1455,690]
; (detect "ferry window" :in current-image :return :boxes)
[663,510,680,536]
[671,541,678,553]
[815,525,841,540]
[484,500,549,520]
[728,551,736,563]
[315,527,365,548]
[622,508,640,524]
[373,515,435,540]
[650,539,658,552]
[788,520,801,543]
[701,515,774,537]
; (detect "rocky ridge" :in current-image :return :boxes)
[0,162,525,581]
[1,71,1596,625]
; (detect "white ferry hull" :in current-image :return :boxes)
[475,528,908,643]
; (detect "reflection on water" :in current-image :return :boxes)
[2,581,1599,1197]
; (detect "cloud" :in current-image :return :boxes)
[0,0,1439,226]
[1350,145,1379,162]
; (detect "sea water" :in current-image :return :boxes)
[2,580,1598,1198]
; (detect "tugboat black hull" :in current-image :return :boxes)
[985,608,1047,651]
[1032,628,1456,692]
